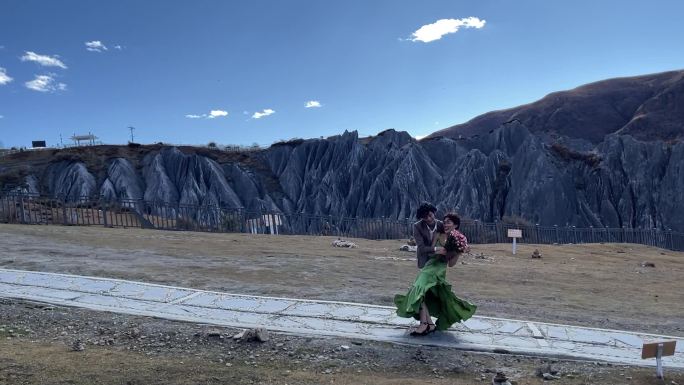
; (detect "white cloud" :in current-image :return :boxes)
[185,109,229,119]
[85,40,108,52]
[305,100,322,108]
[20,51,68,69]
[252,108,275,119]
[414,135,427,140]
[410,17,486,43]
[208,110,228,118]
[0,68,12,85]
[25,74,67,93]
[114,45,123,50]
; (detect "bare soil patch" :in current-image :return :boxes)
[1,298,681,385]
[1,224,682,336]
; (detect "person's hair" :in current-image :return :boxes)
[443,212,461,230]
[416,202,437,220]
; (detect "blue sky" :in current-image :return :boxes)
[1,0,683,148]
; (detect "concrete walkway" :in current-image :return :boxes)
[0,268,681,368]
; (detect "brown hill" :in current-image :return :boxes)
[428,69,684,143]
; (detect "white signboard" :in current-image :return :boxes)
[507,229,523,238]
[508,229,522,255]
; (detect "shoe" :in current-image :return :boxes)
[426,324,437,334]
[410,322,429,336]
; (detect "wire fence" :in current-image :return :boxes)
[1,193,683,251]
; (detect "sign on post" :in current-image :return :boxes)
[642,340,677,379]
[507,229,522,255]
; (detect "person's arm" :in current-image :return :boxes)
[414,224,436,255]
[447,252,461,267]
[432,233,446,253]
[432,233,446,255]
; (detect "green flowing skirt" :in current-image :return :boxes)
[394,257,477,331]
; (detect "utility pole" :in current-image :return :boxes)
[128,126,135,143]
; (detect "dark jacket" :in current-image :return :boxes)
[413,219,444,268]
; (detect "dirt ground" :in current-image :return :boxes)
[1,224,682,335]
[1,223,683,384]
[1,298,682,385]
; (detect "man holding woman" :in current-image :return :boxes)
[395,202,477,336]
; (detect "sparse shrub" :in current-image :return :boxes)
[0,203,18,223]
[272,138,305,147]
[196,148,219,160]
[497,160,512,173]
[127,142,141,148]
[501,215,533,227]
[0,166,31,188]
[207,142,217,148]
[176,216,197,230]
[550,143,602,168]
[54,152,82,163]
[221,215,241,232]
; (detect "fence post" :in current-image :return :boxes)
[494,220,499,243]
[101,197,108,228]
[554,225,559,244]
[18,195,26,224]
[61,196,68,225]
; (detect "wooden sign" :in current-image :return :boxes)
[642,340,677,379]
[507,229,522,238]
[642,340,676,359]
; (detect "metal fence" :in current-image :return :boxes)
[1,193,683,251]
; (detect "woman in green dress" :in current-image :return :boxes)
[394,212,477,335]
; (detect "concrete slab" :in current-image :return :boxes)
[0,268,681,368]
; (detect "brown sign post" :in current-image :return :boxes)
[642,340,677,379]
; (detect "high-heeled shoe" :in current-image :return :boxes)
[410,322,430,336]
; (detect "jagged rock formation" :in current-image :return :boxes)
[43,161,97,201]
[6,123,682,231]
[141,147,242,208]
[2,70,684,231]
[100,158,143,201]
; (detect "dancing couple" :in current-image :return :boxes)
[394,202,477,336]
